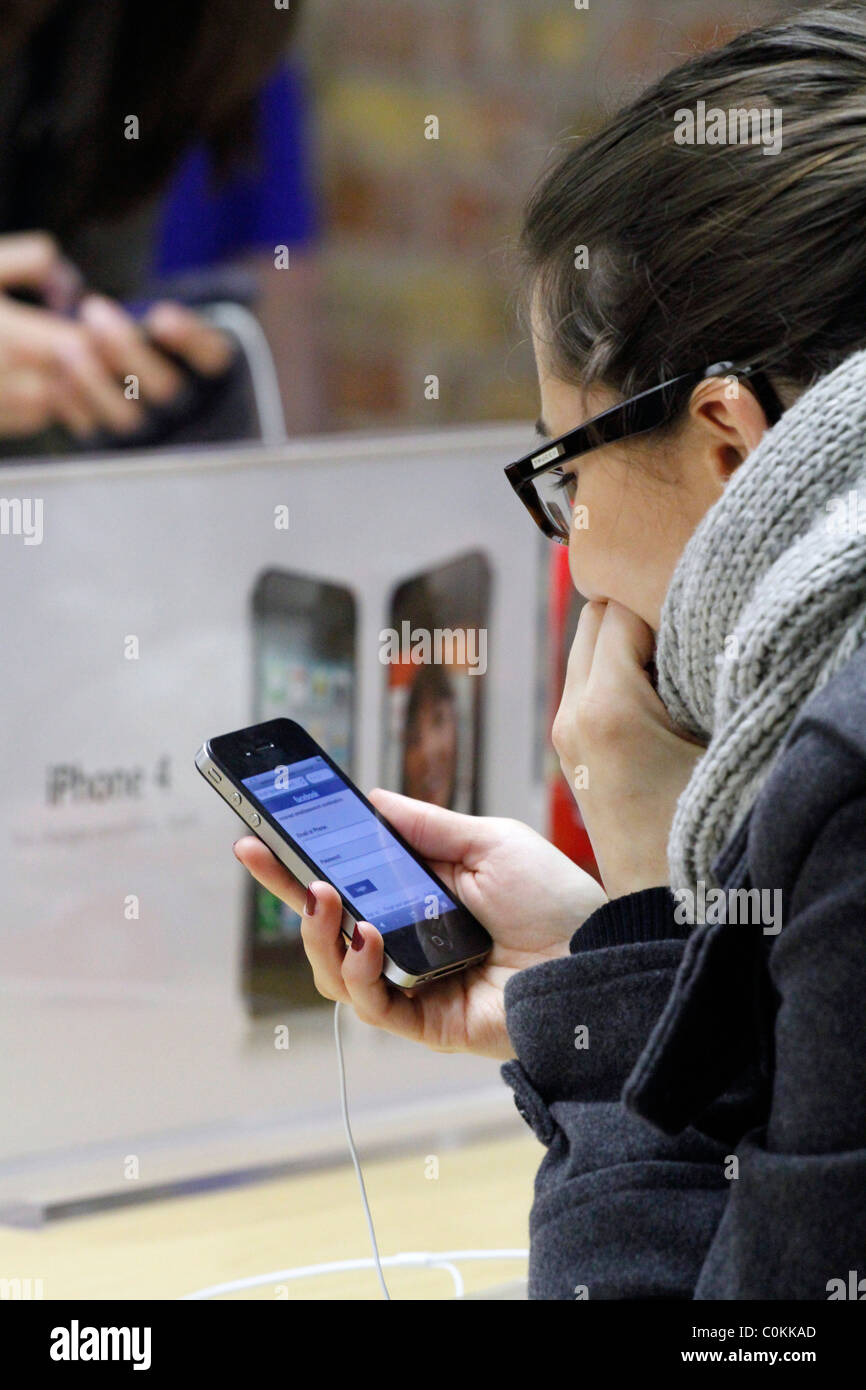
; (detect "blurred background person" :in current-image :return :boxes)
[400,664,459,808]
[0,0,320,455]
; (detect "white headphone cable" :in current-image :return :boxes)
[333,999,391,1299]
[181,1002,529,1300]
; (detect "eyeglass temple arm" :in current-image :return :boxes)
[704,360,784,426]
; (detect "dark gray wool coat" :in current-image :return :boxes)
[501,641,866,1300]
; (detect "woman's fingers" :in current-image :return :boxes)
[78,295,185,406]
[54,336,145,434]
[561,598,606,699]
[232,839,352,1001]
[300,879,355,1002]
[584,600,664,717]
[232,835,427,1026]
[590,599,655,678]
[553,599,605,761]
[143,302,233,376]
[0,232,81,307]
[0,368,53,435]
[51,372,98,438]
[232,835,305,912]
[0,307,142,436]
[417,856,458,897]
[561,599,655,714]
[366,785,483,865]
[340,921,422,1039]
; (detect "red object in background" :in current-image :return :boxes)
[546,545,601,881]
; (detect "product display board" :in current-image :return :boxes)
[0,424,546,1217]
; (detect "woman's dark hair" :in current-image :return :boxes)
[0,0,303,230]
[518,1,866,425]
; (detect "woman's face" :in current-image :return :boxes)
[403,695,458,807]
[530,303,772,630]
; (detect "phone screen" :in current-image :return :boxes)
[242,753,457,934]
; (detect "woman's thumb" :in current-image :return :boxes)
[367,786,483,863]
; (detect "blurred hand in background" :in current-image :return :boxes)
[0,231,231,440]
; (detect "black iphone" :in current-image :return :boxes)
[196,718,492,987]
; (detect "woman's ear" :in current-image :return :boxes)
[690,379,771,485]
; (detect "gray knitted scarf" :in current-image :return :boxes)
[656,345,866,894]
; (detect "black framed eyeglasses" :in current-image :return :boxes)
[504,360,785,545]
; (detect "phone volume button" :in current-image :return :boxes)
[248,812,261,827]
[230,792,242,807]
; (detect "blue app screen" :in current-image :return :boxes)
[242,755,457,934]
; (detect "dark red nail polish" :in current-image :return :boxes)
[305,886,318,917]
[351,925,364,951]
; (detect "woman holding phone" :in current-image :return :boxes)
[235,2,866,1299]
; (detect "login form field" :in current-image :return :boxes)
[242,755,456,933]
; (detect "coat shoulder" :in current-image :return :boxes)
[787,641,866,761]
[748,642,866,895]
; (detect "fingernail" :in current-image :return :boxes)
[351,925,364,951]
[232,840,241,859]
[147,302,183,334]
[305,886,318,917]
[80,294,125,331]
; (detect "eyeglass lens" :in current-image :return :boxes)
[534,465,577,540]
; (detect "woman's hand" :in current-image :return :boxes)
[69,298,233,425]
[233,789,607,1061]
[552,599,705,900]
[0,231,232,440]
[139,301,233,377]
[0,232,131,438]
